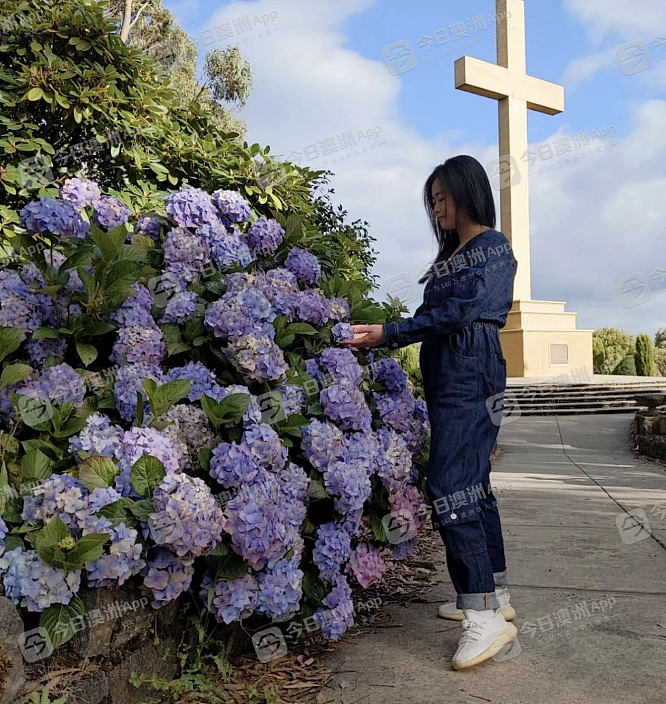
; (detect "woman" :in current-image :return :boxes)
[344,155,518,670]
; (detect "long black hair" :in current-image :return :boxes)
[419,155,496,283]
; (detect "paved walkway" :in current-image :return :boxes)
[322,414,666,704]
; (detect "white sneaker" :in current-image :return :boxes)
[438,587,516,622]
[451,609,518,671]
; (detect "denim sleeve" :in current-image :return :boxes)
[382,268,490,349]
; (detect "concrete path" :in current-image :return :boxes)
[322,414,666,704]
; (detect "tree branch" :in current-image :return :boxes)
[120,0,133,43]
[128,1,150,30]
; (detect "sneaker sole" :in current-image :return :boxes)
[451,624,519,671]
[438,605,516,622]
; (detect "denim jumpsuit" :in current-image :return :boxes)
[383,229,517,610]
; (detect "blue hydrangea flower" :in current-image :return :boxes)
[211,190,252,223]
[113,363,164,422]
[256,556,303,621]
[284,246,321,285]
[18,363,86,407]
[371,358,409,393]
[165,188,220,229]
[200,571,259,623]
[319,348,364,385]
[159,289,198,324]
[25,338,68,368]
[165,362,223,402]
[142,547,194,608]
[242,424,288,472]
[135,215,163,239]
[314,573,355,641]
[163,227,212,282]
[110,282,155,327]
[275,383,307,416]
[69,412,124,460]
[209,440,262,488]
[20,197,90,238]
[60,177,101,209]
[92,195,131,229]
[321,380,372,432]
[21,474,89,531]
[392,537,418,561]
[373,390,416,434]
[204,288,275,340]
[148,473,224,560]
[375,428,412,492]
[313,522,351,583]
[324,458,372,515]
[198,223,254,269]
[301,419,345,471]
[115,427,182,497]
[331,322,354,344]
[225,331,288,383]
[111,324,166,365]
[291,290,330,326]
[0,270,45,338]
[83,517,145,588]
[1,548,81,612]
[162,404,217,470]
[245,218,284,255]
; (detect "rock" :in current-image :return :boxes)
[107,640,179,704]
[0,597,26,704]
[635,394,666,409]
[68,672,110,704]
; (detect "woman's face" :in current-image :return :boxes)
[431,180,456,230]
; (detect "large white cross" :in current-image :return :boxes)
[454,0,564,301]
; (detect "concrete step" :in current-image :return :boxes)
[505,405,646,416]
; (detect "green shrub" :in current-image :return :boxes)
[613,355,637,376]
[635,334,658,377]
[592,337,606,371]
[594,328,635,371]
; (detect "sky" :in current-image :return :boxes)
[163,0,666,337]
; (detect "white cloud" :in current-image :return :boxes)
[560,51,613,89]
[563,0,666,45]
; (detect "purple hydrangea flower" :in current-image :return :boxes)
[225,331,288,383]
[204,288,275,340]
[111,324,166,365]
[256,556,303,621]
[83,518,145,588]
[0,270,45,338]
[115,426,182,497]
[198,223,254,269]
[315,573,355,641]
[319,348,364,386]
[165,188,220,229]
[323,458,372,515]
[165,362,222,402]
[135,215,163,239]
[18,363,86,407]
[301,419,345,471]
[200,571,259,623]
[110,282,155,327]
[21,474,89,531]
[92,195,131,229]
[347,543,386,588]
[210,440,261,488]
[374,390,416,434]
[162,404,217,469]
[25,338,68,368]
[142,547,194,608]
[148,474,224,560]
[1,548,81,612]
[163,227,212,282]
[331,322,354,344]
[375,428,412,492]
[321,380,372,432]
[313,522,351,583]
[60,178,101,209]
[392,537,418,561]
[113,363,164,422]
[328,298,351,323]
[222,474,293,571]
[20,197,90,238]
[243,424,288,472]
[211,189,252,223]
[371,358,409,393]
[69,412,124,460]
[291,290,330,326]
[245,218,284,255]
[284,247,321,285]
[159,289,198,324]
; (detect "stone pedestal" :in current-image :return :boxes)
[500,300,593,377]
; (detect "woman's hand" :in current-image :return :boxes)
[342,324,386,349]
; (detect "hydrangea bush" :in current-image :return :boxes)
[0,180,429,649]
